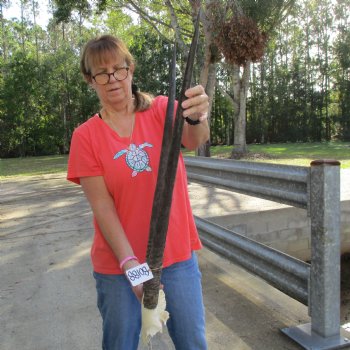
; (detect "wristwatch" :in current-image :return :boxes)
[185,117,201,125]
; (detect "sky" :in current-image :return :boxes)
[3,1,51,28]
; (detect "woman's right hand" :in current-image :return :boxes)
[123,259,144,302]
[132,284,144,302]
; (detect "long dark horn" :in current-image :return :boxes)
[143,9,201,310]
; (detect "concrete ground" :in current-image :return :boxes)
[1,171,349,350]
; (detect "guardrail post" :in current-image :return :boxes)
[282,160,349,349]
[310,160,341,338]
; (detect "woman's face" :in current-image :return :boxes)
[89,53,134,109]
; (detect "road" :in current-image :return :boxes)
[1,173,349,349]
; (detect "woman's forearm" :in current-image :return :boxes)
[80,176,135,265]
[181,118,210,150]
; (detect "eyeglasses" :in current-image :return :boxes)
[92,67,129,85]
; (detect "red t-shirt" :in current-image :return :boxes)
[67,96,202,274]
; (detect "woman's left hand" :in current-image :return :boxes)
[181,85,209,122]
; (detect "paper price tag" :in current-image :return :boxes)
[125,263,154,287]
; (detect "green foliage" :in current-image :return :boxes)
[0,52,55,157]
[210,87,234,145]
[104,8,134,40]
[53,0,92,23]
[1,0,350,158]
[130,29,177,96]
[0,9,102,157]
[334,21,350,140]
[243,0,350,144]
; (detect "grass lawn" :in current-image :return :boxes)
[0,155,69,178]
[1,141,349,178]
[185,141,350,169]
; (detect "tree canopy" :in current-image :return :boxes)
[0,0,349,158]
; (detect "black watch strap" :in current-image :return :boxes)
[185,117,201,125]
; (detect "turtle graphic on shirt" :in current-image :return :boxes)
[113,142,153,177]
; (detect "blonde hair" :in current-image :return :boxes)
[80,35,153,112]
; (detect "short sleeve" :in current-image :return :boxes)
[67,126,103,185]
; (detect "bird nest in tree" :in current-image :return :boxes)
[215,15,267,66]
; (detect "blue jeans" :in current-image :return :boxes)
[93,252,207,350]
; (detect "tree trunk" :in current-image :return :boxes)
[231,61,250,158]
[197,62,216,157]
[196,2,218,157]
[20,0,26,53]
[165,0,186,53]
[32,0,39,64]
[61,22,69,154]
[0,4,7,65]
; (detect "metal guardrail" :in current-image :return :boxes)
[185,156,310,209]
[184,156,349,350]
[195,217,310,305]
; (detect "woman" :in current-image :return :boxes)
[67,34,209,350]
